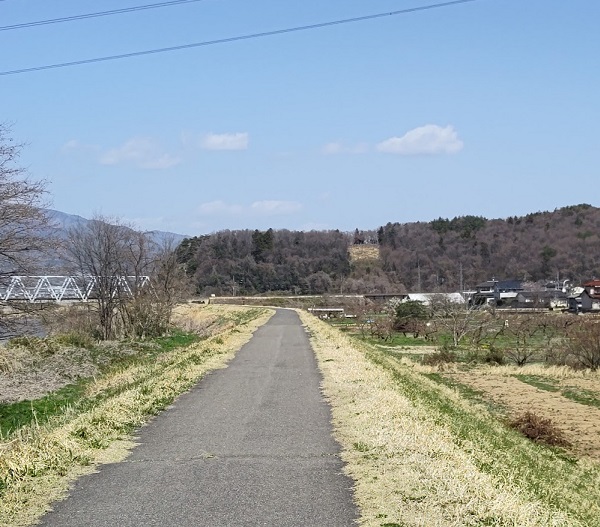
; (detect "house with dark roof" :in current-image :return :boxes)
[471,279,523,306]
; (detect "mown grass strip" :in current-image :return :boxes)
[302,311,600,527]
[358,334,432,347]
[421,371,508,417]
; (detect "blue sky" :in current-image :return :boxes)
[1,0,598,236]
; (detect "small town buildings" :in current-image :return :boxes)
[515,290,568,309]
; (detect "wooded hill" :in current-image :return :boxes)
[176,204,600,296]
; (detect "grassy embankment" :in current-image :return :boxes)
[301,311,600,527]
[0,304,272,527]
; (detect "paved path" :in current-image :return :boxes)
[39,309,358,526]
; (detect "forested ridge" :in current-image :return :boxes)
[177,204,600,295]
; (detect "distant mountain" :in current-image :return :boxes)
[46,210,188,246]
[34,210,188,273]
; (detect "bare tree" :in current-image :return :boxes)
[153,237,191,310]
[123,236,191,338]
[116,228,155,337]
[566,319,600,371]
[66,215,140,339]
[497,315,542,366]
[67,216,189,340]
[0,124,51,333]
[428,295,483,348]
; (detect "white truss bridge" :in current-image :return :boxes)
[0,276,150,303]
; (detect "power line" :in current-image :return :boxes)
[0,0,206,32]
[0,0,477,77]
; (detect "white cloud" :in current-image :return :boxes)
[322,142,344,155]
[62,139,82,151]
[100,137,180,169]
[197,200,302,217]
[201,132,249,151]
[376,125,464,155]
[321,141,368,155]
[61,139,100,154]
[143,153,181,170]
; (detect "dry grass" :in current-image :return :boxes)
[0,305,273,527]
[349,245,380,262]
[300,311,600,526]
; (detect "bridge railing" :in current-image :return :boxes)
[0,276,150,303]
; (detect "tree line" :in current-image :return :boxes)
[177,228,351,296]
[177,205,600,296]
[376,205,600,292]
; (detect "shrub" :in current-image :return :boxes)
[53,332,95,350]
[508,411,571,447]
[422,349,457,366]
[6,335,41,349]
[483,346,505,365]
[46,305,100,340]
[504,347,539,367]
[6,336,59,356]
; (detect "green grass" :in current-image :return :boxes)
[0,382,89,438]
[153,330,200,352]
[356,333,432,347]
[562,387,600,409]
[341,320,562,358]
[0,329,201,439]
[422,372,507,416]
[513,374,560,392]
[514,375,600,409]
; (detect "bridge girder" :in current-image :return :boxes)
[0,276,150,303]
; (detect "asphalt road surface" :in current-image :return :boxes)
[39,309,358,526]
